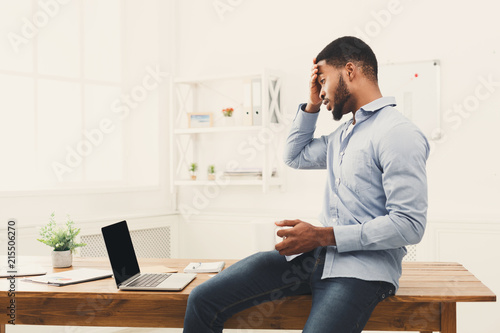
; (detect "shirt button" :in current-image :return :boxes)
[335,178,340,186]
[340,151,345,156]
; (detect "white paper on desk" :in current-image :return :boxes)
[0,266,46,278]
[184,261,225,273]
[23,268,112,286]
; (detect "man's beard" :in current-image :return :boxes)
[332,75,351,121]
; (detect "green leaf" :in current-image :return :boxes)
[37,213,86,253]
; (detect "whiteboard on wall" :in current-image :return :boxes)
[378,60,440,140]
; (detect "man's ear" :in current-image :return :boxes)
[345,62,355,81]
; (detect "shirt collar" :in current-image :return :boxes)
[352,96,396,125]
[359,96,397,113]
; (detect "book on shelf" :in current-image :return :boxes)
[251,79,262,126]
[223,168,276,178]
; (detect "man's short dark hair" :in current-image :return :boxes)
[316,36,378,82]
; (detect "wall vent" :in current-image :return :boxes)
[79,226,171,258]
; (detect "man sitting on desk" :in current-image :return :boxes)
[183,36,429,333]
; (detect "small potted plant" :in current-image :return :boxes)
[37,212,86,268]
[222,107,235,126]
[207,165,216,180]
[189,162,198,180]
[222,107,234,117]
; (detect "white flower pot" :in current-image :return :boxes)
[51,250,72,268]
[223,116,234,126]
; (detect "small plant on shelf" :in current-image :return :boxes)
[189,162,198,180]
[208,165,216,180]
[222,107,234,117]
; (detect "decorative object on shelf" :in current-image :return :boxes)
[37,212,86,268]
[223,168,277,180]
[222,107,235,126]
[189,163,198,180]
[207,165,216,180]
[188,113,213,128]
[222,107,234,117]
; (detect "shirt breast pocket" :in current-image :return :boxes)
[342,151,373,193]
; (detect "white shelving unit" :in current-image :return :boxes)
[169,70,284,194]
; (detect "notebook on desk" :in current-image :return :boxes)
[102,220,196,291]
[23,268,112,286]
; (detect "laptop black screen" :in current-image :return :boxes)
[102,221,141,287]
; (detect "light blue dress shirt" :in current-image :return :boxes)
[284,97,430,290]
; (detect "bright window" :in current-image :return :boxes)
[0,0,161,192]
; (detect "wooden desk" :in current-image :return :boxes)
[0,257,496,333]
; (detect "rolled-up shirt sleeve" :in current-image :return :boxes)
[334,122,430,252]
[284,103,328,170]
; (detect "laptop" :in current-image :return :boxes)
[102,220,196,291]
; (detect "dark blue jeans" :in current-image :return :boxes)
[183,248,395,332]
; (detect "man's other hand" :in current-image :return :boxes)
[274,219,335,256]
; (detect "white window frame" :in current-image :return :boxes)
[0,0,165,196]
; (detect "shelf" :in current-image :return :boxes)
[170,69,284,194]
[174,126,262,135]
[174,177,281,186]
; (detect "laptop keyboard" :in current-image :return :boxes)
[128,273,172,287]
